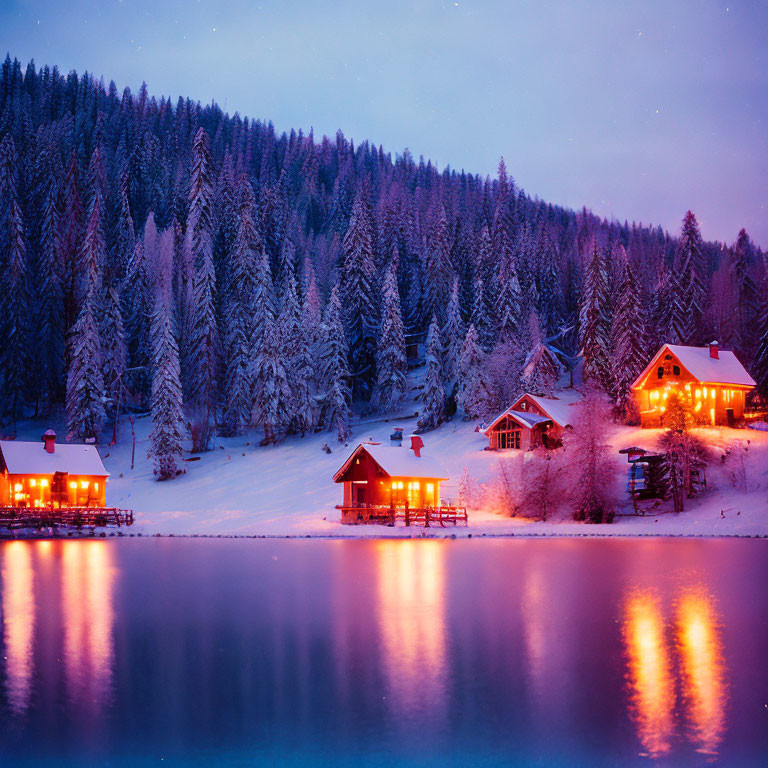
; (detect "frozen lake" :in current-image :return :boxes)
[0,537,766,766]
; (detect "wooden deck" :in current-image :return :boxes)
[337,503,468,527]
[0,506,134,530]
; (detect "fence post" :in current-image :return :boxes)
[405,500,410,527]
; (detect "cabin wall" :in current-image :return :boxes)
[3,474,108,507]
[635,383,750,427]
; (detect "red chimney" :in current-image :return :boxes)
[42,428,56,454]
[409,435,424,457]
[709,340,719,360]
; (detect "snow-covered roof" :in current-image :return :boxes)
[513,392,580,429]
[0,440,109,477]
[631,344,756,389]
[334,443,449,481]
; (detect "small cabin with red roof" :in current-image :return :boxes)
[631,342,755,427]
[483,392,579,451]
[333,436,450,524]
[0,429,109,508]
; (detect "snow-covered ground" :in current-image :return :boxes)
[12,401,768,538]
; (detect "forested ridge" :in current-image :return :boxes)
[0,56,766,476]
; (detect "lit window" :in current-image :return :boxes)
[30,478,37,487]
[40,479,48,487]
[695,389,701,399]
[69,482,77,489]
[14,483,22,493]
[80,480,89,489]
[703,387,708,398]
[94,483,99,491]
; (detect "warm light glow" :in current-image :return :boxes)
[623,591,676,759]
[29,479,36,487]
[376,540,446,717]
[14,483,22,493]
[62,541,116,709]
[703,387,708,398]
[2,542,35,715]
[695,389,701,399]
[684,383,691,392]
[40,479,48,487]
[709,408,715,425]
[69,482,77,489]
[662,391,668,400]
[94,483,99,492]
[660,406,666,413]
[695,402,702,412]
[676,591,727,757]
[80,481,89,489]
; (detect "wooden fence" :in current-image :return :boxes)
[337,503,468,527]
[0,506,134,530]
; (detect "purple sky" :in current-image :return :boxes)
[2,0,766,246]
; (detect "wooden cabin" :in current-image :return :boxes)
[333,437,450,524]
[483,392,578,450]
[0,429,109,508]
[631,342,756,428]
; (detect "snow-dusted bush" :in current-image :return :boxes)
[518,448,568,521]
[563,388,618,523]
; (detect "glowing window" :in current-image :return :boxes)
[69,482,77,489]
[30,478,37,487]
[14,483,22,493]
[40,479,48,487]
[80,480,89,489]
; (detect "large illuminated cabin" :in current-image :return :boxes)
[631,342,755,427]
[483,392,579,450]
[333,435,450,524]
[0,429,109,508]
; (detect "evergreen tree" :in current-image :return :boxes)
[611,261,648,415]
[470,276,493,352]
[423,205,451,324]
[674,211,706,343]
[371,263,408,412]
[148,232,185,480]
[66,286,106,442]
[457,324,490,419]
[340,187,378,398]
[101,279,127,422]
[579,242,612,390]
[252,317,291,444]
[753,263,768,398]
[0,135,30,431]
[522,343,562,396]
[318,285,352,441]
[442,277,465,383]
[418,315,446,431]
[730,229,759,365]
[186,128,218,451]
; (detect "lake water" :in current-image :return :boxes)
[0,538,765,766]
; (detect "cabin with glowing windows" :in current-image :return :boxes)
[0,429,109,508]
[631,342,756,427]
[333,437,451,525]
[483,392,579,450]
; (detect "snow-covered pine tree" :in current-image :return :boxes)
[251,317,292,444]
[148,229,185,480]
[340,187,378,399]
[417,315,446,431]
[611,261,648,416]
[457,324,491,419]
[423,205,452,324]
[280,270,316,435]
[470,276,494,352]
[34,142,65,409]
[563,388,617,524]
[579,241,612,390]
[221,176,261,437]
[535,227,565,338]
[318,285,352,441]
[0,135,30,432]
[674,210,707,344]
[442,277,465,383]
[522,342,562,396]
[371,263,408,412]
[66,283,106,443]
[186,127,219,451]
[730,229,759,366]
[754,261,768,398]
[60,151,83,333]
[100,278,127,422]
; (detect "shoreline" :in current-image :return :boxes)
[1,529,766,541]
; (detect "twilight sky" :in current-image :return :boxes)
[1,0,766,246]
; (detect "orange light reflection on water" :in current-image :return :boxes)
[1,542,35,715]
[62,541,117,708]
[676,591,727,757]
[622,591,676,759]
[376,540,446,717]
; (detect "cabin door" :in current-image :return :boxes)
[353,484,367,506]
